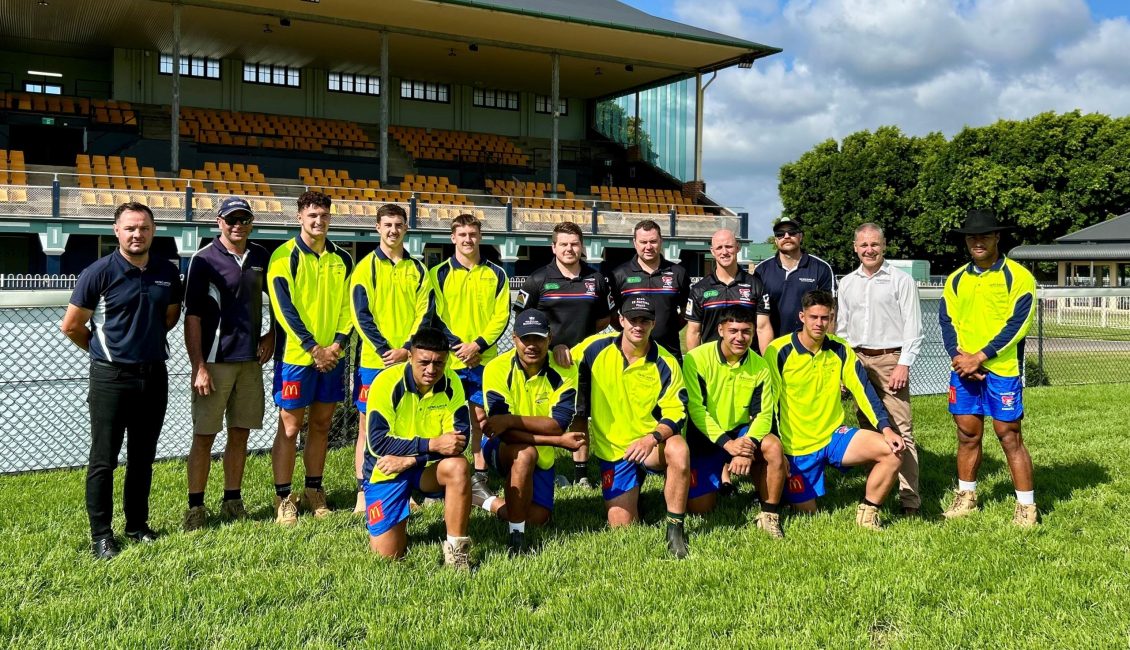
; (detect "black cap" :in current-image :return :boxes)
[772,217,801,233]
[953,209,1012,235]
[514,309,551,337]
[218,197,253,218]
[621,296,655,320]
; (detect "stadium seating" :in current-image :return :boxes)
[2,92,137,126]
[591,185,708,216]
[0,150,30,204]
[389,125,528,166]
[180,108,374,152]
[398,174,473,206]
[486,179,585,210]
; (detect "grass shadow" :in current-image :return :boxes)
[986,459,1109,514]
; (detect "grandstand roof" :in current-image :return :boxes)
[1057,211,1130,244]
[2,0,780,98]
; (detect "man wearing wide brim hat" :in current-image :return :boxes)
[938,209,1039,527]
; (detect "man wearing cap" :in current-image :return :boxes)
[61,202,183,559]
[940,209,1038,526]
[609,219,690,361]
[268,190,353,526]
[686,229,773,354]
[513,220,612,488]
[182,198,274,531]
[836,223,924,516]
[755,218,836,337]
[476,309,583,555]
[349,203,432,514]
[572,295,691,558]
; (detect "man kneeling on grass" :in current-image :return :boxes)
[764,290,905,529]
[361,327,474,569]
[475,309,584,555]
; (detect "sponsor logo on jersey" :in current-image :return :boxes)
[281,381,301,400]
[544,283,560,290]
[626,276,642,284]
[602,469,614,490]
[689,469,698,489]
[948,385,957,404]
[153,280,172,287]
[584,278,596,295]
[703,290,719,298]
[799,277,815,283]
[358,384,370,404]
[514,290,529,309]
[788,475,805,494]
[367,500,385,525]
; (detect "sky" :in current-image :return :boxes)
[621,0,1130,237]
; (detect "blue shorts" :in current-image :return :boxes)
[948,371,1024,422]
[353,366,385,412]
[784,426,858,504]
[482,436,555,511]
[273,361,346,409]
[599,458,663,501]
[688,427,750,500]
[363,466,443,537]
[456,366,484,407]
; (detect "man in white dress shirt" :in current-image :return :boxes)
[836,223,924,515]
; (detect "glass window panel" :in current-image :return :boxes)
[288,68,299,86]
[328,72,340,91]
[207,60,220,78]
[46,84,62,95]
[341,74,354,92]
[438,85,449,102]
[190,58,204,77]
[244,64,255,82]
[159,55,172,75]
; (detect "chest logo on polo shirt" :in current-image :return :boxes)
[703,290,719,298]
[626,276,642,284]
[584,279,596,295]
[250,266,265,272]
[153,280,171,287]
[738,287,751,301]
[799,277,815,283]
[661,275,674,288]
[544,283,560,290]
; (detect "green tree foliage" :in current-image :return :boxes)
[779,112,1130,272]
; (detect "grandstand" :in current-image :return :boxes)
[0,0,780,276]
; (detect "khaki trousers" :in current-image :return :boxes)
[855,352,920,509]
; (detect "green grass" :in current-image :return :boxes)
[3,385,1130,648]
[1040,321,1130,341]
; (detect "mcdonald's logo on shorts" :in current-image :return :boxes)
[281,381,302,400]
[358,384,370,404]
[601,469,614,490]
[948,386,957,404]
[788,475,805,494]
[367,500,385,526]
[689,469,698,489]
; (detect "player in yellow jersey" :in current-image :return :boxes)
[765,290,904,530]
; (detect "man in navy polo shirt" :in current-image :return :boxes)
[754,217,836,336]
[61,202,184,560]
[182,197,274,531]
[609,219,690,361]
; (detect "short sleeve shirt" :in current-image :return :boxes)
[514,261,612,349]
[754,253,836,336]
[609,257,689,356]
[70,251,183,364]
[184,237,270,363]
[686,269,770,344]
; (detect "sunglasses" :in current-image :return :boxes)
[221,214,254,226]
[774,230,800,238]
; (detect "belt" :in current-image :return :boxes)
[854,347,901,357]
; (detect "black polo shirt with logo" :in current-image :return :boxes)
[514,261,612,349]
[754,252,836,336]
[609,257,689,356]
[70,251,184,364]
[686,269,770,344]
[184,236,270,363]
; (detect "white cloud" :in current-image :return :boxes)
[662,0,1130,238]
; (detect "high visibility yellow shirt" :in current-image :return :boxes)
[682,341,776,454]
[267,236,353,366]
[429,256,510,370]
[350,247,432,370]
[482,349,578,470]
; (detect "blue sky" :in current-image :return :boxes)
[619,0,1130,236]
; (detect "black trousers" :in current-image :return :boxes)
[86,360,169,540]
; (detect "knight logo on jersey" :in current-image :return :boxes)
[1001,392,1016,409]
[738,287,751,301]
[662,274,674,288]
[584,278,596,295]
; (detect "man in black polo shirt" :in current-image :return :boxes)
[685,228,773,354]
[61,202,183,560]
[754,217,836,336]
[513,220,612,487]
[182,197,274,531]
[609,219,690,360]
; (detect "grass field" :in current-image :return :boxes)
[1030,350,1130,385]
[2,384,1129,648]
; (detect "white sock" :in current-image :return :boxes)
[481,496,497,512]
[446,535,468,545]
[958,480,977,493]
[1015,490,1035,506]
[508,521,526,533]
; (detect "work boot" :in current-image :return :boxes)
[442,536,473,571]
[1012,502,1039,528]
[183,506,207,532]
[943,490,978,519]
[302,488,332,519]
[220,499,248,521]
[755,511,784,539]
[274,493,299,527]
[666,522,689,559]
[855,503,882,530]
[507,530,527,557]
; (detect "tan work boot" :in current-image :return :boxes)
[302,488,332,519]
[442,536,473,571]
[943,489,979,519]
[274,493,299,527]
[220,498,248,520]
[353,490,366,515]
[755,511,784,539]
[855,503,882,530]
[183,506,207,532]
[1012,502,1039,527]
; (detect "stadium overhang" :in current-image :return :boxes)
[1,0,781,99]
[1010,243,1130,262]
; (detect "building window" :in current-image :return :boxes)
[25,82,63,95]
[159,54,221,79]
[535,95,567,115]
[329,72,380,96]
[243,63,300,88]
[400,80,450,104]
[473,88,519,111]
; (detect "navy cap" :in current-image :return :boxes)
[218,197,254,218]
[514,309,551,337]
[621,296,655,320]
[772,217,801,233]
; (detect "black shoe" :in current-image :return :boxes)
[507,530,527,557]
[719,482,736,497]
[470,472,494,508]
[91,536,120,560]
[125,526,160,544]
[666,523,689,559]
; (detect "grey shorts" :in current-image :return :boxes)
[191,361,266,435]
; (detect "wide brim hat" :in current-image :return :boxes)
[953,209,1012,235]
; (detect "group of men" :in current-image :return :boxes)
[62,193,1039,566]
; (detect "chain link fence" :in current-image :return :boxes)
[1,287,1126,474]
